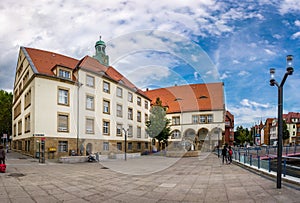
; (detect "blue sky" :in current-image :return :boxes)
[0,0,299,128]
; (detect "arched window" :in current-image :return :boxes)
[171,130,181,139]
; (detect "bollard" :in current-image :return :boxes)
[268,157,271,172]
[294,145,297,154]
[250,154,252,166]
[238,152,241,162]
[258,156,260,169]
[244,153,246,164]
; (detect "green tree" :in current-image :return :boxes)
[0,90,13,142]
[146,98,171,151]
[234,126,250,146]
[283,120,290,140]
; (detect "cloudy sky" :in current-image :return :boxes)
[1,0,300,128]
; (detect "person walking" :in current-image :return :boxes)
[222,145,228,164]
[228,146,233,164]
[0,145,6,164]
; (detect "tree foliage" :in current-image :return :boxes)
[0,90,13,137]
[234,126,251,146]
[283,120,290,140]
[146,98,171,150]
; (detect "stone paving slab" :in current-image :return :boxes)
[0,151,299,202]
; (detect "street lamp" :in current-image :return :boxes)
[122,128,128,161]
[269,55,294,189]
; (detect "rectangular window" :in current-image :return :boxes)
[86,75,95,87]
[103,120,110,135]
[192,115,198,124]
[128,92,133,102]
[14,101,21,119]
[24,89,31,109]
[145,101,149,109]
[145,113,149,123]
[128,108,133,120]
[13,124,16,137]
[137,126,141,138]
[207,115,213,123]
[58,113,69,132]
[103,100,110,114]
[137,142,141,150]
[18,120,22,135]
[172,116,180,125]
[117,87,123,98]
[58,141,68,152]
[103,142,109,151]
[25,114,30,133]
[117,142,122,151]
[137,97,141,106]
[86,95,94,110]
[103,81,110,93]
[86,118,94,134]
[128,142,132,150]
[116,124,122,136]
[145,142,148,149]
[137,111,141,122]
[59,69,71,79]
[200,115,206,123]
[116,104,123,117]
[58,88,69,105]
[128,125,133,137]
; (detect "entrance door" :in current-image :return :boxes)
[86,143,92,155]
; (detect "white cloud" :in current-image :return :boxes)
[264,49,276,55]
[238,71,249,76]
[273,34,282,39]
[219,72,229,80]
[295,20,300,27]
[279,0,300,14]
[240,99,270,108]
[291,32,300,39]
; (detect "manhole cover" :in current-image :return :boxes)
[19,157,27,159]
[8,173,25,177]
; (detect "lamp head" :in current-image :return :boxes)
[286,55,294,75]
[269,68,276,86]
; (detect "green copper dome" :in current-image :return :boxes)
[95,36,106,47]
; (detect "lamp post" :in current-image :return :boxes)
[122,128,127,161]
[77,81,83,156]
[269,55,294,189]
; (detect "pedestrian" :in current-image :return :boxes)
[228,146,233,164]
[0,145,6,164]
[222,145,228,164]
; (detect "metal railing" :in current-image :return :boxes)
[231,145,300,179]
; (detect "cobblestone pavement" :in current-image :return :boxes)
[0,151,299,203]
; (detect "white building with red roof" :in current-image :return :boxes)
[144,83,225,151]
[12,38,151,158]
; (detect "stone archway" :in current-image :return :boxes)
[196,128,209,150]
[183,129,196,151]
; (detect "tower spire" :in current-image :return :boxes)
[93,36,109,66]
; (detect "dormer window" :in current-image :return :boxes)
[59,69,71,79]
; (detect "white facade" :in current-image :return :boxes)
[12,46,151,157]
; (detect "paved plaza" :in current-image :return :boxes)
[0,151,299,203]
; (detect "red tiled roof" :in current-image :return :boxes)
[283,112,300,123]
[78,55,108,73]
[23,47,148,98]
[24,47,79,76]
[144,83,224,113]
